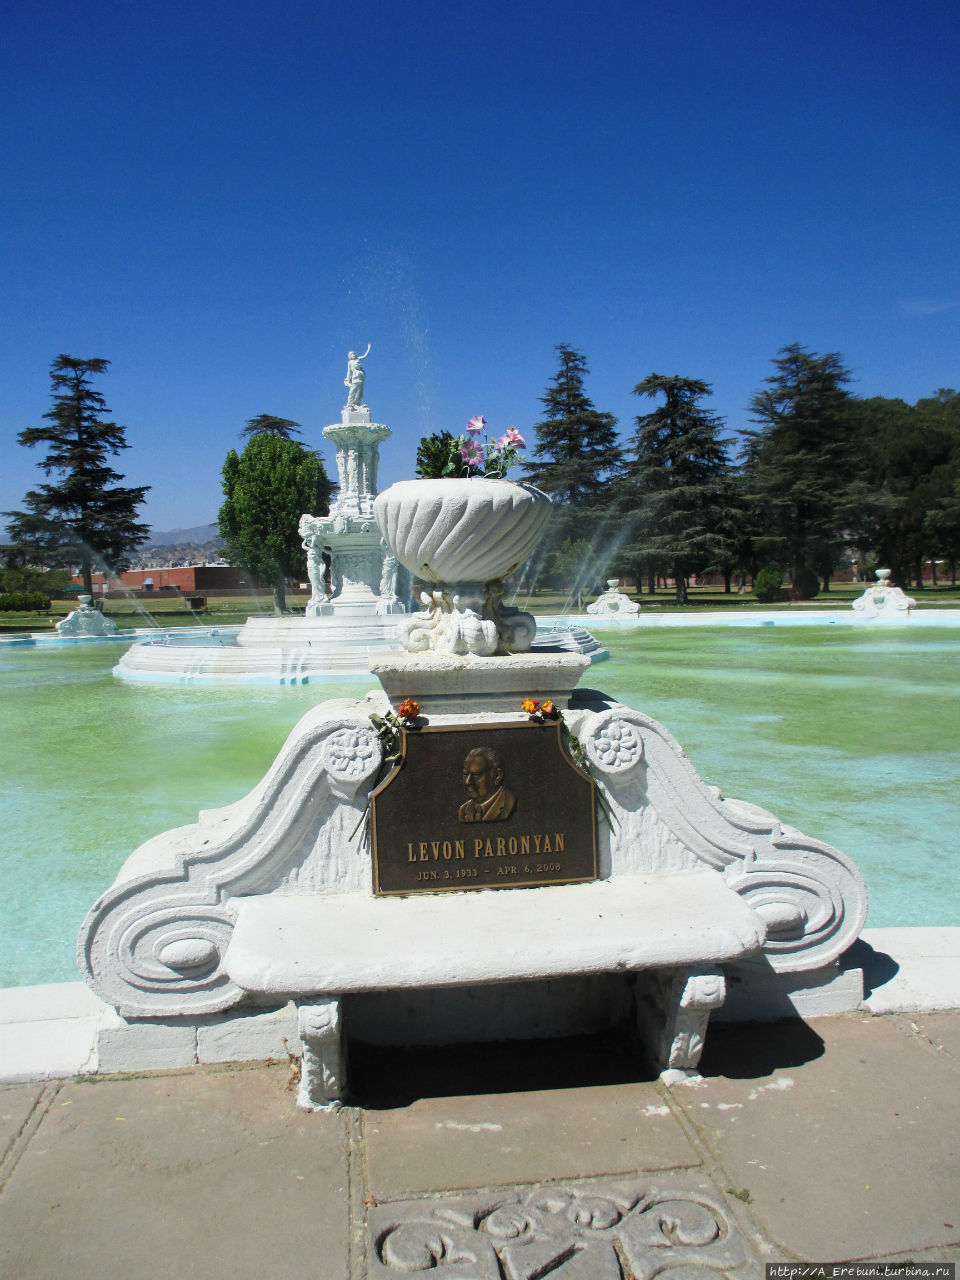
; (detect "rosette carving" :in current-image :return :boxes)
[584,712,644,775]
[321,724,382,794]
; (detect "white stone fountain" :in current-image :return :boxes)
[56,594,118,638]
[115,353,407,682]
[587,578,641,619]
[298,353,405,620]
[852,568,916,619]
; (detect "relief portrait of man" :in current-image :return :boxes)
[458,746,516,823]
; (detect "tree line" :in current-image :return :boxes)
[1,359,332,612]
[5,349,959,610]
[524,343,960,604]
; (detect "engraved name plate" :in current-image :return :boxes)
[371,721,598,895]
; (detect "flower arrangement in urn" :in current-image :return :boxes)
[373,415,550,658]
[415,417,526,480]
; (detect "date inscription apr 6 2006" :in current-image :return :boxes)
[370,721,598,896]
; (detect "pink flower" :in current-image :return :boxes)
[465,415,486,435]
[461,440,484,468]
[498,427,525,449]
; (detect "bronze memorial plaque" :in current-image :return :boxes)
[370,721,598,895]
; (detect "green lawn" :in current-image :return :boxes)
[4,581,960,633]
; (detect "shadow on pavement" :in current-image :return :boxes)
[699,1017,826,1079]
[349,1028,656,1109]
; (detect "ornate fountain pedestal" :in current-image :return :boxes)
[853,568,916,618]
[56,594,118,637]
[299,405,405,618]
[588,578,641,619]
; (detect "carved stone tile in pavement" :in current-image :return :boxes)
[367,1173,765,1278]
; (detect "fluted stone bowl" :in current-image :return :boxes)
[374,478,552,585]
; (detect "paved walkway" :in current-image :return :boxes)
[2,1009,958,1278]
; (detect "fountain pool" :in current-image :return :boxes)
[2,623,958,987]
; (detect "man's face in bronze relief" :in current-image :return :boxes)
[463,749,501,801]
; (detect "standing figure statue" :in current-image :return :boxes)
[344,344,371,409]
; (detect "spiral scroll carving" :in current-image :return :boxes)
[78,711,386,1018]
[723,846,867,972]
[78,887,241,1017]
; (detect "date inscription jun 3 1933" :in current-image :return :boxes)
[370,721,598,896]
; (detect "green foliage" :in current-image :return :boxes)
[218,433,333,614]
[743,345,857,586]
[753,566,783,602]
[240,414,302,440]
[524,345,622,547]
[0,590,51,611]
[0,552,72,596]
[415,431,469,479]
[844,390,960,587]
[618,374,735,604]
[3,356,150,594]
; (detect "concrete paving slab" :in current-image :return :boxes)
[364,1080,701,1199]
[913,1009,960,1065]
[0,1083,45,1164]
[0,1065,350,1280]
[670,1013,960,1261]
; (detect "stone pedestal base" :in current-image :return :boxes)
[369,651,590,716]
[325,580,382,616]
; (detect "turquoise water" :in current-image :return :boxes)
[1,626,958,986]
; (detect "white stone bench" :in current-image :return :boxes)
[225,872,767,1110]
[78,697,866,1097]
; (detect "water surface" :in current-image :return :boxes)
[1,626,957,986]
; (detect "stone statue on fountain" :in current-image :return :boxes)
[298,349,406,617]
[344,344,371,411]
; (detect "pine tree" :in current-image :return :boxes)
[620,374,734,605]
[4,355,150,594]
[240,414,302,440]
[742,344,859,593]
[219,433,334,614]
[523,345,622,547]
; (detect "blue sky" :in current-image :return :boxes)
[2,0,957,534]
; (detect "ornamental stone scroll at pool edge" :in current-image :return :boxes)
[78,687,867,1020]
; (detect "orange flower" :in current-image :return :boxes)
[540,700,559,719]
[521,697,540,715]
[397,698,420,721]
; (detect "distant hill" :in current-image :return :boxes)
[130,522,224,570]
[145,522,220,546]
